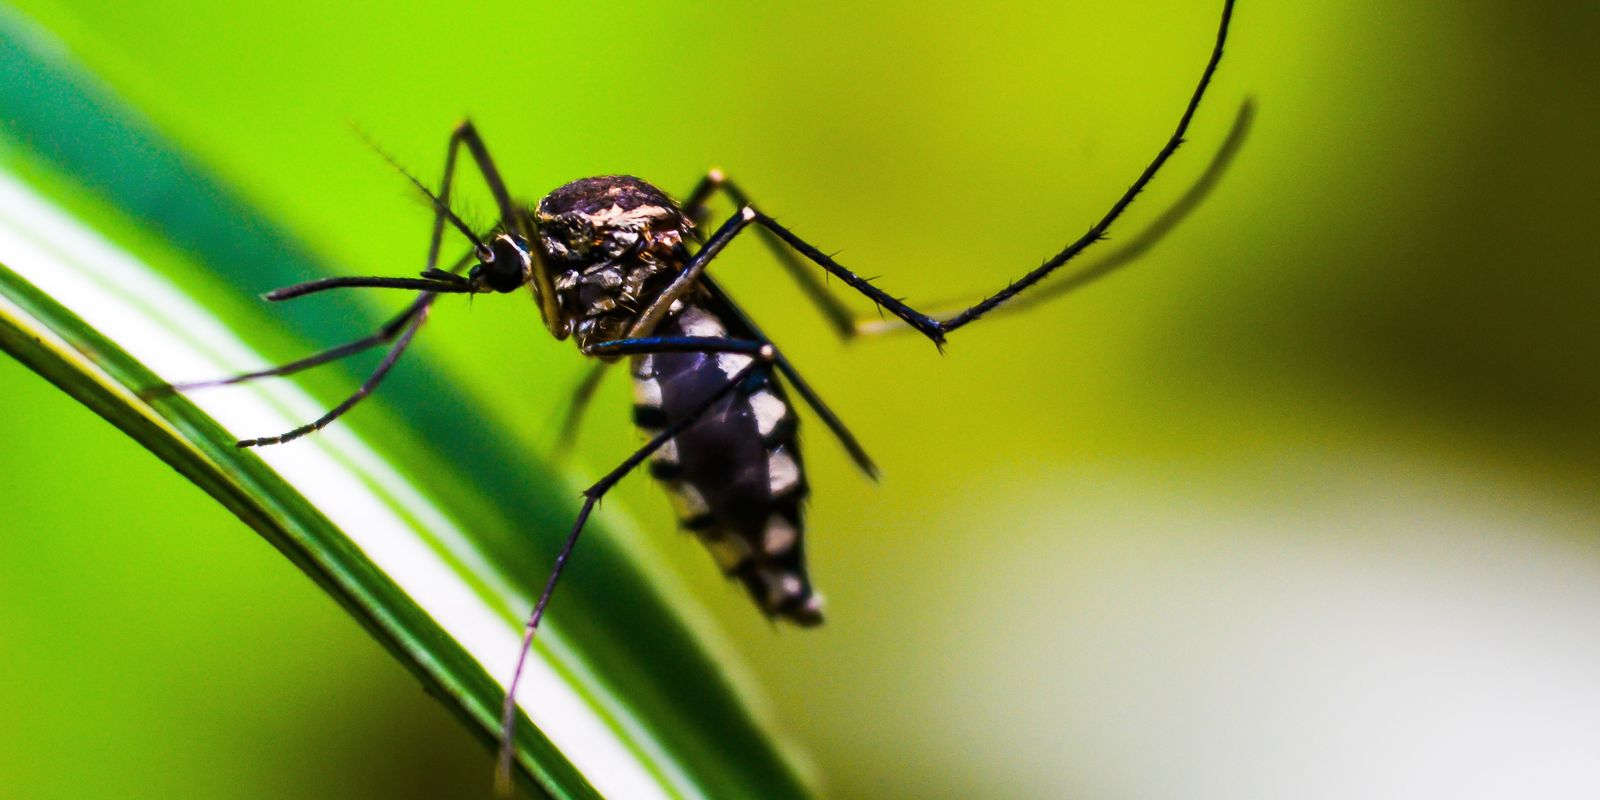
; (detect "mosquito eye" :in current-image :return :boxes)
[472,236,529,292]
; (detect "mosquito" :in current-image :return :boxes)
[160,0,1237,790]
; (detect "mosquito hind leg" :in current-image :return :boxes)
[497,343,774,794]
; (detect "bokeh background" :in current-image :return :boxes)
[2,1,1597,798]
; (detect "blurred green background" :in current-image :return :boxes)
[2,1,1597,798]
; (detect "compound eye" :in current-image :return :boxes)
[479,235,531,292]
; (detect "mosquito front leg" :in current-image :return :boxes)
[438,121,563,331]
[167,123,504,440]
[235,303,431,448]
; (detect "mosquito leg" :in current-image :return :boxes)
[180,122,504,416]
[852,96,1257,335]
[698,275,877,477]
[680,170,861,340]
[646,205,945,344]
[594,202,880,473]
[497,349,774,794]
[625,208,758,337]
[554,334,775,462]
[356,123,507,279]
[433,121,563,329]
[165,119,502,395]
[740,0,1237,346]
[679,169,722,226]
[425,127,466,274]
[235,301,432,448]
[584,335,772,358]
[150,295,433,396]
[690,95,1251,341]
[435,121,519,230]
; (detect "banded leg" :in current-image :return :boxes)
[497,343,774,793]
[681,0,1237,348]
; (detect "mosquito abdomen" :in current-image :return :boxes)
[630,303,823,625]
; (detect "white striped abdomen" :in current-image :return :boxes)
[630,303,822,625]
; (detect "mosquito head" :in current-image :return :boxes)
[467,233,534,293]
[533,175,694,346]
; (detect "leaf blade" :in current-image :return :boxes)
[0,10,816,794]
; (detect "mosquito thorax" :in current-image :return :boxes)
[534,175,693,348]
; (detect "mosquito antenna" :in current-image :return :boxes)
[350,124,490,256]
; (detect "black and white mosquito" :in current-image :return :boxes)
[161,0,1237,790]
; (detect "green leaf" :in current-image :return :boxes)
[0,10,812,800]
